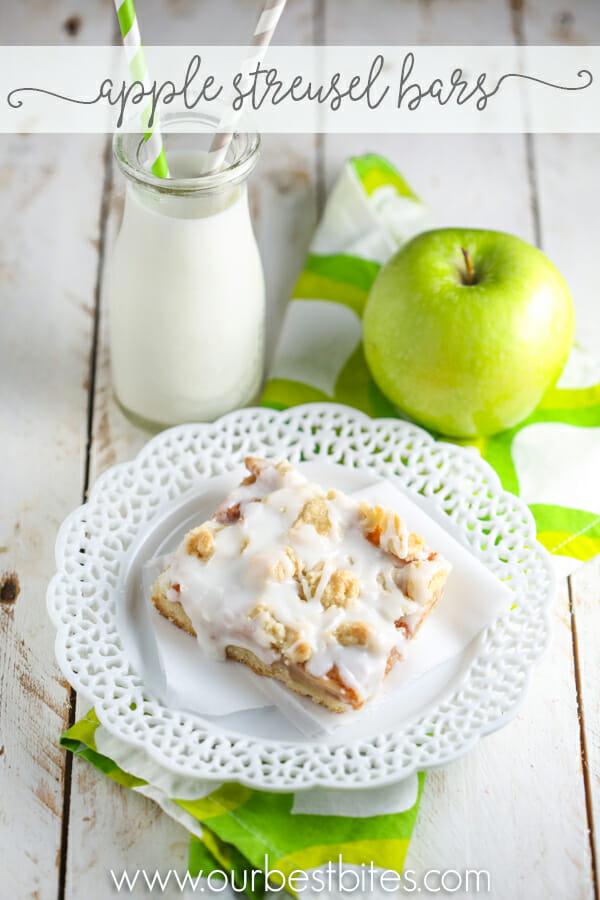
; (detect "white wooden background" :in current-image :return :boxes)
[0,1,599,898]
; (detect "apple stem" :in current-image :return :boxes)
[461,247,476,285]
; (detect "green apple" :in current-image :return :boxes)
[363,228,575,438]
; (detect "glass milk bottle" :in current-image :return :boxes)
[110,119,265,428]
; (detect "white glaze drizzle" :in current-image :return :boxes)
[158,461,451,704]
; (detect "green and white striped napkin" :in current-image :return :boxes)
[263,153,600,575]
[62,710,423,895]
[62,154,600,897]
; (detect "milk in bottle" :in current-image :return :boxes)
[110,123,265,428]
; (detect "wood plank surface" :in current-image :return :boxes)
[0,1,598,897]
[521,0,600,358]
[571,555,600,898]
[521,2,600,892]
[407,580,595,900]
[0,3,114,897]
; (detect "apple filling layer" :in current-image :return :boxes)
[151,457,451,712]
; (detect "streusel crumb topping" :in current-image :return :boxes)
[157,457,451,705]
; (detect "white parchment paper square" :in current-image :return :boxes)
[143,479,514,736]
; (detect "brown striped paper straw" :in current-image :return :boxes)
[204,0,289,174]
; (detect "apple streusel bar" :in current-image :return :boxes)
[151,457,451,712]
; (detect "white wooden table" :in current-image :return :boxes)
[1,1,599,897]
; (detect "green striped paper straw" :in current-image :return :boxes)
[114,0,169,178]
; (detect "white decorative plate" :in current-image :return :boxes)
[47,404,554,790]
